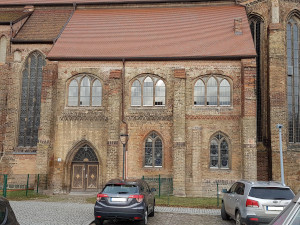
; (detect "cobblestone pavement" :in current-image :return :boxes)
[10,201,235,225]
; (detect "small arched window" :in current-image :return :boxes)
[194,76,231,106]
[194,79,205,105]
[287,15,300,143]
[220,79,231,106]
[144,132,163,167]
[68,75,102,107]
[210,132,229,169]
[131,75,166,106]
[0,36,7,63]
[18,51,46,147]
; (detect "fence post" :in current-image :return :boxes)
[36,174,40,194]
[158,174,161,198]
[3,174,7,198]
[26,174,29,197]
[217,182,219,207]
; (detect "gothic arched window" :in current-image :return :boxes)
[68,75,102,107]
[194,76,231,106]
[18,51,46,147]
[210,132,229,169]
[131,75,166,106]
[144,132,163,167]
[73,145,98,162]
[287,15,300,143]
[249,15,264,142]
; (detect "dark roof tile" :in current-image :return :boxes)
[13,7,73,42]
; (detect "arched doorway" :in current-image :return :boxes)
[71,144,99,191]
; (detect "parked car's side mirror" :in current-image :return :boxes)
[151,188,156,192]
[222,189,228,193]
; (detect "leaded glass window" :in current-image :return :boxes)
[143,77,153,106]
[131,75,166,107]
[194,79,205,105]
[194,76,231,106]
[18,51,45,147]
[250,16,263,142]
[220,79,231,106]
[73,145,98,162]
[287,16,300,143]
[144,132,163,167]
[155,80,165,106]
[210,132,229,169]
[68,75,102,107]
[131,80,142,106]
[207,77,218,105]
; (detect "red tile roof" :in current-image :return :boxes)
[13,7,73,42]
[0,10,30,23]
[48,5,256,59]
[0,0,233,6]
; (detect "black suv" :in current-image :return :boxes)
[94,179,155,225]
[0,197,19,225]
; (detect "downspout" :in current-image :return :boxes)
[121,58,128,179]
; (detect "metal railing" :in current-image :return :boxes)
[1,174,47,198]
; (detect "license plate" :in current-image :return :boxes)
[267,206,284,211]
[111,197,127,202]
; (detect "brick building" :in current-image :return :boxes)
[0,0,299,196]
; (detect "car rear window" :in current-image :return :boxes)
[249,187,294,200]
[102,184,138,194]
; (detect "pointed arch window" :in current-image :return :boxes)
[210,132,229,169]
[73,145,98,162]
[250,15,264,142]
[194,76,231,106]
[18,51,45,147]
[287,16,300,143]
[144,132,163,167]
[68,75,102,107]
[131,75,166,106]
[0,36,7,63]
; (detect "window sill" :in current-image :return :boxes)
[287,143,300,151]
[14,147,37,154]
[210,167,230,170]
[144,166,163,169]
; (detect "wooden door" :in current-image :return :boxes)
[87,164,98,189]
[72,164,84,189]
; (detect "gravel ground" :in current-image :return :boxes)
[10,201,94,225]
[10,200,235,225]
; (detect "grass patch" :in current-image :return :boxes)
[0,190,49,201]
[155,195,220,209]
[86,195,220,208]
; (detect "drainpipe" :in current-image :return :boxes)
[121,59,128,179]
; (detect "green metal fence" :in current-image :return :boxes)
[142,175,173,198]
[1,174,47,198]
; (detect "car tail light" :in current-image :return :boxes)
[134,217,141,220]
[97,193,108,201]
[249,218,258,221]
[128,194,144,203]
[246,199,259,208]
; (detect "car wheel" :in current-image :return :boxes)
[149,203,155,217]
[221,203,229,220]
[140,209,148,225]
[235,211,243,225]
[94,218,104,225]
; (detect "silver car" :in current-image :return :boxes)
[269,191,300,225]
[221,180,294,225]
